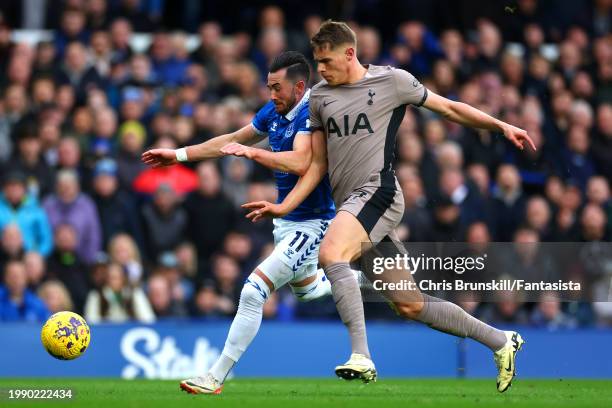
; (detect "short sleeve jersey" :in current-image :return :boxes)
[309,65,428,206]
[252,89,336,221]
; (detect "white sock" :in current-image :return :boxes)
[291,268,367,301]
[208,354,235,383]
[209,274,269,382]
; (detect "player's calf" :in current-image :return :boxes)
[192,273,271,391]
[393,300,425,319]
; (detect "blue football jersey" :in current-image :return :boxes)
[251,89,335,221]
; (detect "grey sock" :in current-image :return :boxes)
[325,262,371,358]
[417,294,507,351]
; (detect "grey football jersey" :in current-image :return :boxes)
[310,65,428,207]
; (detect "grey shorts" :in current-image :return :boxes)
[338,175,405,244]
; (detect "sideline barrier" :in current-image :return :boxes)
[1,321,610,378]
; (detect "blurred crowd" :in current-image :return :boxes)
[0,0,611,329]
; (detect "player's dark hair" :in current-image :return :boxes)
[311,20,356,50]
[269,51,310,83]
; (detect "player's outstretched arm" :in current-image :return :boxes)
[242,129,327,222]
[141,124,264,167]
[220,132,312,176]
[422,90,536,151]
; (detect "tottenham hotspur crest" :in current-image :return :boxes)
[367,89,375,105]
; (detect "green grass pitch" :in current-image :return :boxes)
[1,378,611,408]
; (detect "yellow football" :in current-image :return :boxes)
[41,311,91,360]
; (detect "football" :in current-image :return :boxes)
[41,311,91,360]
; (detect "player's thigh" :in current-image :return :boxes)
[260,218,329,289]
[319,210,371,266]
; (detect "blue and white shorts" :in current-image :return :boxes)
[257,218,330,290]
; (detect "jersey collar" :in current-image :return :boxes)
[283,88,311,121]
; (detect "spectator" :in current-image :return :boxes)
[5,127,56,198]
[90,252,110,290]
[586,176,612,229]
[115,120,147,191]
[399,170,431,242]
[90,30,113,78]
[56,42,103,104]
[530,291,577,329]
[89,107,117,160]
[112,0,155,32]
[192,283,222,318]
[175,241,198,279]
[578,204,608,242]
[507,227,559,282]
[57,137,83,172]
[87,0,112,31]
[92,158,143,249]
[479,289,529,325]
[489,164,527,241]
[209,254,241,316]
[109,18,134,63]
[46,224,90,312]
[184,162,236,266]
[43,169,102,263]
[149,31,188,86]
[31,41,57,78]
[0,84,28,162]
[426,195,466,242]
[38,280,74,314]
[524,196,554,241]
[54,7,90,56]
[108,233,144,284]
[84,262,155,323]
[438,167,485,226]
[0,260,49,321]
[147,273,188,318]
[141,183,187,260]
[221,156,253,208]
[222,231,256,275]
[561,126,596,191]
[592,104,612,179]
[251,27,286,82]
[357,26,382,65]
[190,21,222,88]
[24,251,46,290]
[0,224,25,273]
[397,21,443,76]
[38,122,61,168]
[0,171,53,256]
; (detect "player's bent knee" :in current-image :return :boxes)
[394,300,424,320]
[241,275,270,306]
[318,243,336,267]
[319,239,347,266]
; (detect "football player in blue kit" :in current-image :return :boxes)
[143,51,352,394]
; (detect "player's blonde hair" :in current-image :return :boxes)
[311,20,357,51]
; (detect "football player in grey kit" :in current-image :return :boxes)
[244,21,535,393]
